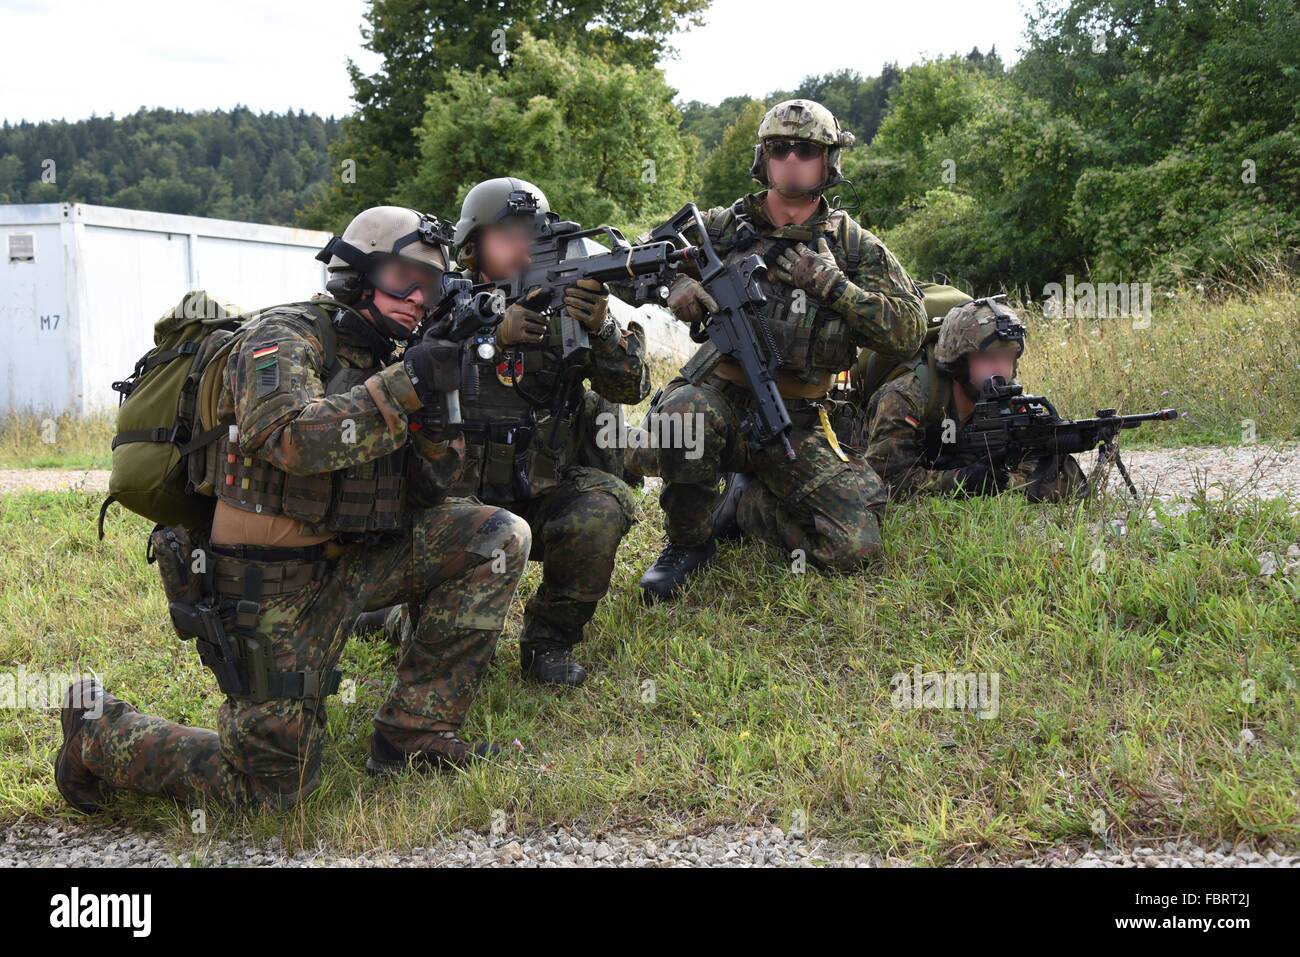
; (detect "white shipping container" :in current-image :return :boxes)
[0,203,331,416]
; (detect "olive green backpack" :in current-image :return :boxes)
[99,291,339,537]
[848,281,972,422]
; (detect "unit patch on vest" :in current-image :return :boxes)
[496,357,525,387]
[255,353,281,396]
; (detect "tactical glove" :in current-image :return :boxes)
[402,338,462,406]
[954,459,1010,497]
[770,237,845,300]
[497,286,548,346]
[563,277,609,332]
[666,274,718,327]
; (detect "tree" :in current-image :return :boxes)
[303,0,707,230]
[396,35,697,237]
[697,99,765,209]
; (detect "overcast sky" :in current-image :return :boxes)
[1,0,1031,123]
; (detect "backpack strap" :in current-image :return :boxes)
[835,211,865,275]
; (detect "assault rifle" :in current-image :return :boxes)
[959,375,1178,496]
[423,215,694,442]
[646,203,796,460]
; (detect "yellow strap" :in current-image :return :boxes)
[818,406,849,462]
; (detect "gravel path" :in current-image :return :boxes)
[1,446,1297,502]
[637,444,1300,503]
[3,822,1295,868]
[0,468,110,495]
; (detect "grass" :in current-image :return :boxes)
[1016,276,1300,448]
[1,280,1297,862]
[1,481,1296,863]
[0,412,113,469]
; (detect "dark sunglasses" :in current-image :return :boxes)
[765,139,825,161]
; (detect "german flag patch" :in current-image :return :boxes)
[251,344,280,359]
[904,414,921,428]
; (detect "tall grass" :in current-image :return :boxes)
[1016,276,1300,447]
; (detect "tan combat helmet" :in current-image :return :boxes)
[319,205,451,298]
[751,99,856,193]
[453,177,550,247]
[316,205,453,338]
[933,295,1027,366]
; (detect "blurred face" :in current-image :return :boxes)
[369,260,439,333]
[968,349,1018,391]
[477,220,534,281]
[764,139,826,196]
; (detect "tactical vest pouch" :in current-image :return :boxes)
[483,439,519,501]
[148,525,205,611]
[809,317,855,372]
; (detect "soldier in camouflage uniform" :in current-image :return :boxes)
[864,297,1088,501]
[360,178,649,687]
[54,207,533,812]
[639,100,927,602]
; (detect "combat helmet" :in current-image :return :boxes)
[934,295,1026,366]
[315,205,453,339]
[750,99,856,194]
[453,177,550,247]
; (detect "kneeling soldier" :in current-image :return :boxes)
[55,206,532,812]
[358,178,648,687]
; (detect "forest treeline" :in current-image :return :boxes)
[4,0,1296,293]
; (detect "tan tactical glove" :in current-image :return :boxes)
[497,286,548,346]
[563,277,609,332]
[770,237,845,300]
[666,274,718,326]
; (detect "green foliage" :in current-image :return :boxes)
[861,0,1300,291]
[303,0,708,231]
[0,108,339,224]
[697,99,765,210]
[396,35,696,236]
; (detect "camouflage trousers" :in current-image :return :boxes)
[387,468,637,647]
[79,501,530,809]
[654,375,887,571]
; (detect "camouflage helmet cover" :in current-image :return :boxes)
[933,296,1027,365]
[454,176,551,247]
[751,99,855,193]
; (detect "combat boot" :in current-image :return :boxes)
[639,541,716,604]
[352,605,400,642]
[710,472,753,543]
[519,620,587,688]
[365,730,500,776]
[54,678,116,813]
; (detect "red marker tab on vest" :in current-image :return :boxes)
[251,344,279,359]
[904,414,921,428]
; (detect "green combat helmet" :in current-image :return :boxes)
[453,177,550,247]
[933,295,1027,366]
[750,98,856,194]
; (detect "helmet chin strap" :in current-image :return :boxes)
[357,291,420,343]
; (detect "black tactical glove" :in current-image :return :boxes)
[402,338,461,406]
[954,459,1010,496]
